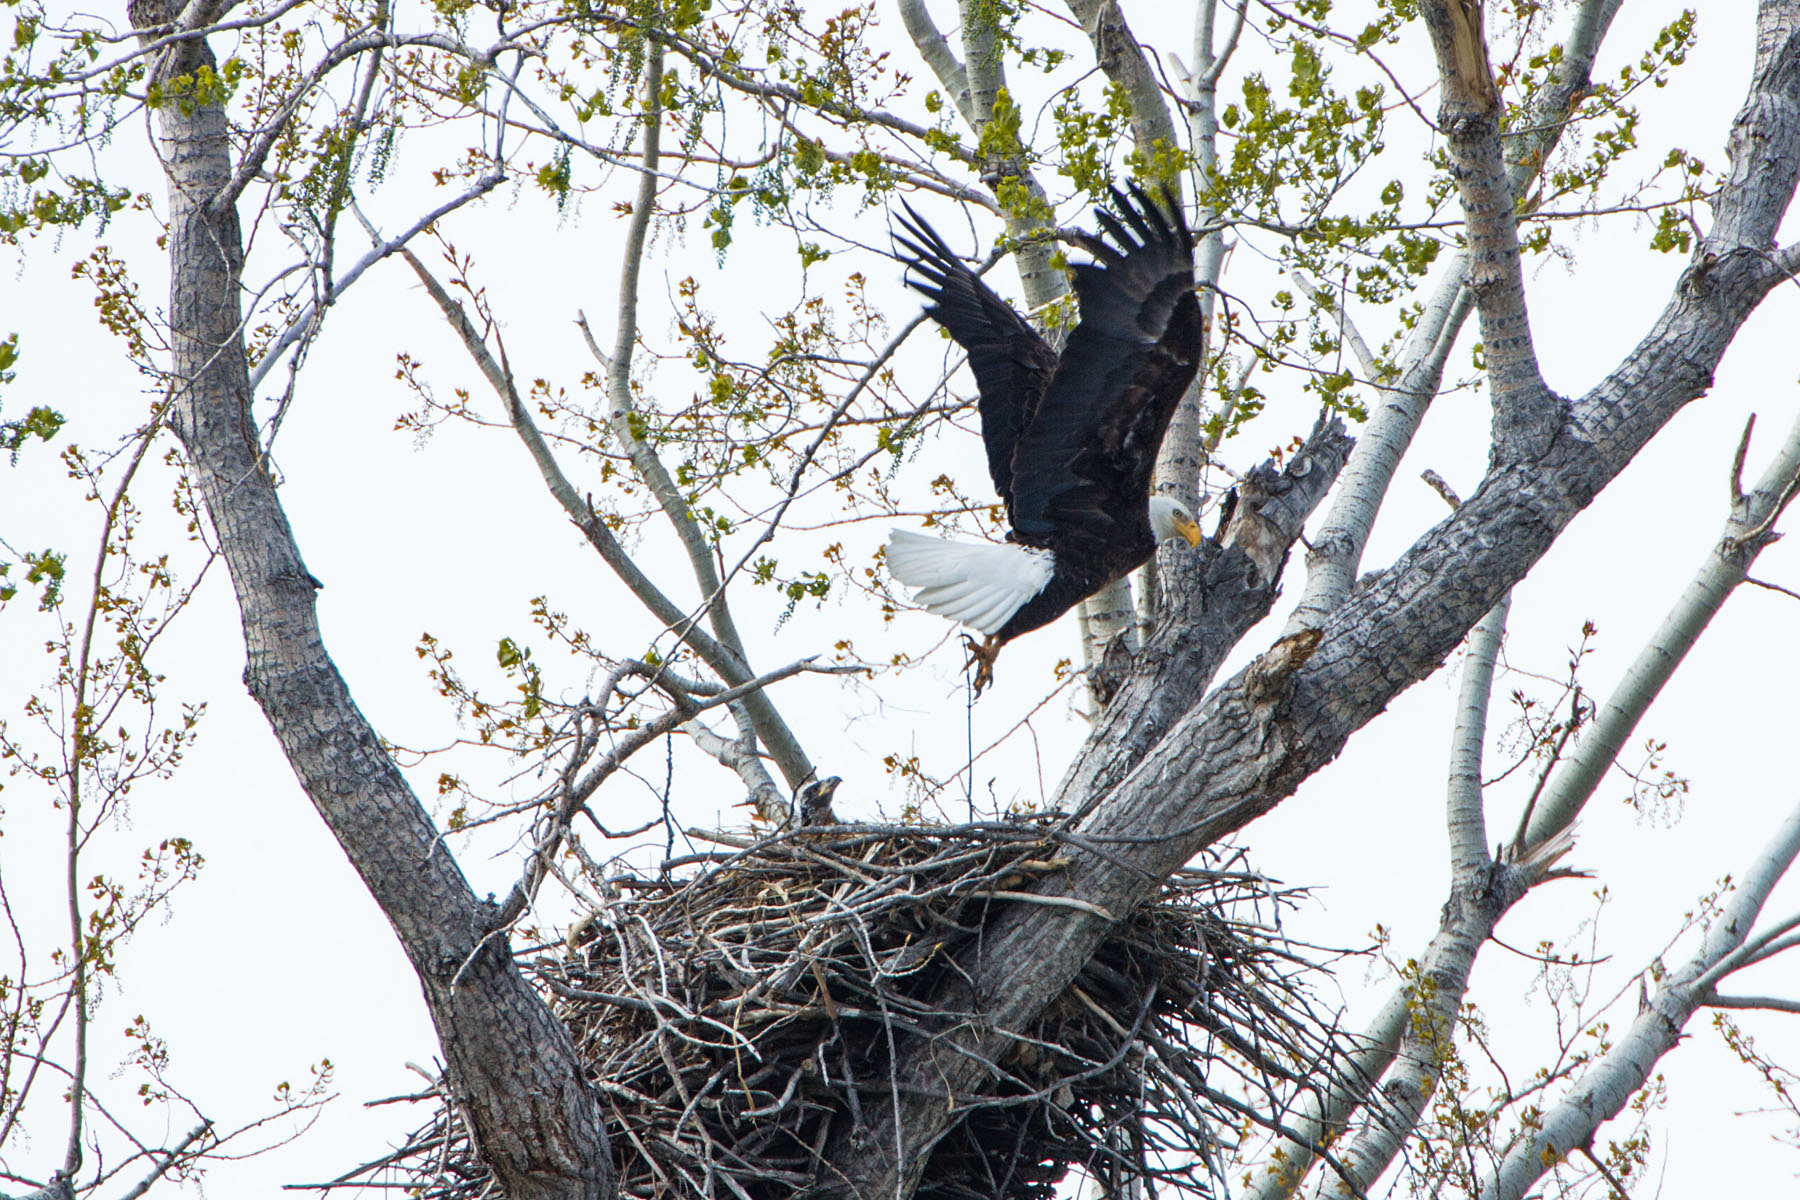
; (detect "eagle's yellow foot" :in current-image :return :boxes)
[962,633,1002,696]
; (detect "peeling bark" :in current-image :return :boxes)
[817,4,1800,1192]
[1066,416,1354,805]
[1252,288,1800,1200]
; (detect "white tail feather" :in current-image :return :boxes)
[885,530,1054,635]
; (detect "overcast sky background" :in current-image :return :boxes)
[3,0,1799,1195]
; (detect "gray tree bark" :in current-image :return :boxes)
[109,3,1800,1198]
[817,1,1800,1193]
[1283,0,1621,633]
[1266,402,1800,1200]
[128,6,614,1197]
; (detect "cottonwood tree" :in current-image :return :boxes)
[2,1,1799,1198]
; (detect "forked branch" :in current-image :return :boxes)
[1245,404,1800,1200]
[1285,0,1623,632]
[396,246,815,791]
[585,41,814,790]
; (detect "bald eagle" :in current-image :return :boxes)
[886,184,1205,692]
[796,776,841,826]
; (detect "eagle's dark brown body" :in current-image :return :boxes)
[888,186,1205,689]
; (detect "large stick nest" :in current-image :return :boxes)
[358,817,1349,1199]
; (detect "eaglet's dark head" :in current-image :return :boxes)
[796,776,842,826]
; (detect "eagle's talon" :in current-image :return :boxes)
[962,633,1001,695]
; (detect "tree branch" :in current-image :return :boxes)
[1065,0,1183,162]
[113,1122,211,1200]
[1254,586,1515,1200]
[130,4,616,1191]
[819,6,1800,1182]
[1479,793,1800,1200]
[1248,399,1800,1200]
[898,0,972,124]
[1238,992,1407,1200]
[585,44,814,789]
[1281,262,1472,636]
[216,29,495,213]
[1707,993,1800,1014]
[96,0,308,83]
[1063,415,1354,806]
[492,657,824,933]
[249,173,504,393]
[683,709,785,822]
[396,244,814,795]
[1290,271,1380,381]
[1519,403,1800,851]
[1447,597,1506,876]
[54,406,163,1187]
[2,1176,74,1200]
[1251,400,1800,1199]
[1419,1,1558,456]
[1285,0,1622,632]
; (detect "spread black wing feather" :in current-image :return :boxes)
[891,183,1202,659]
[1007,184,1201,546]
[893,203,1058,517]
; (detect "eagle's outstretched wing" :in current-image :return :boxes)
[893,204,1059,520]
[1006,184,1202,545]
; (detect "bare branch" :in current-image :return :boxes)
[1446,598,1506,876]
[1247,397,1800,1200]
[584,45,813,788]
[1281,265,1472,634]
[1745,574,1800,603]
[491,656,829,933]
[1735,917,1800,968]
[396,245,816,790]
[4,1176,75,1200]
[1419,467,1463,510]
[1238,991,1406,1200]
[1255,398,1800,1199]
[1290,271,1379,381]
[684,711,785,823]
[1261,594,1513,1200]
[1519,402,1800,851]
[1480,794,1800,1200]
[113,1123,212,1200]
[249,174,504,393]
[1708,993,1800,1014]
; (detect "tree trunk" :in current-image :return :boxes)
[818,2,1800,1192]
[130,7,613,1196]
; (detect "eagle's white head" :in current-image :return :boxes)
[1149,496,1203,547]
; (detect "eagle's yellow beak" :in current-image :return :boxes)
[1173,512,1203,547]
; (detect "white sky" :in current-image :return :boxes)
[2,0,1798,1195]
